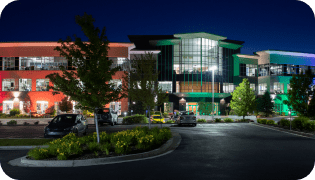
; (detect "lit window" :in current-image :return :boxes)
[36,79,49,91]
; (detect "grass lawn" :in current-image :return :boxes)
[0,139,54,146]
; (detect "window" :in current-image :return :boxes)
[270,64,283,75]
[3,57,15,70]
[2,79,16,91]
[223,83,234,93]
[109,79,122,90]
[36,79,49,91]
[240,64,256,77]
[258,83,267,95]
[176,81,180,92]
[158,81,172,93]
[110,102,121,115]
[250,84,255,91]
[36,101,48,114]
[273,82,284,94]
[19,57,68,70]
[259,64,269,76]
[3,101,13,114]
[19,79,32,91]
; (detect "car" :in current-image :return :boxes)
[96,108,118,126]
[176,111,197,127]
[150,114,165,123]
[44,114,88,138]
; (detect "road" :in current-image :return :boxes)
[1,123,315,180]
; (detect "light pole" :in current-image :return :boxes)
[210,66,217,121]
[289,108,291,130]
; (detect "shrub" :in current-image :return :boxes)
[87,142,100,152]
[10,109,20,116]
[260,119,267,124]
[162,113,169,118]
[304,121,315,131]
[166,120,175,123]
[281,112,285,116]
[23,122,29,126]
[99,143,111,155]
[266,120,276,125]
[34,121,39,125]
[27,147,50,160]
[122,114,147,124]
[7,120,17,125]
[224,118,234,122]
[292,116,310,131]
[197,119,206,123]
[279,118,290,127]
[215,118,221,122]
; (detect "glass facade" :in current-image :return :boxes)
[36,79,49,91]
[240,64,256,77]
[258,83,267,95]
[19,57,68,70]
[158,81,172,93]
[273,82,284,94]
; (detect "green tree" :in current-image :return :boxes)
[256,91,274,117]
[124,52,168,129]
[286,69,315,117]
[230,78,256,119]
[45,13,128,143]
[59,97,73,113]
[197,102,213,115]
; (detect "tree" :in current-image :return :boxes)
[286,69,315,117]
[197,102,213,115]
[59,97,73,113]
[256,91,274,117]
[230,78,256,119]
[45,13,128,143]
[123,52,168,129]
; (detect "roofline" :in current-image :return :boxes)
[0,42,135,48]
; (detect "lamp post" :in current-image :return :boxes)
[210,66,217,121]
[289,108,291,130]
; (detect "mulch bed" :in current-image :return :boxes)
[25,140,168,161]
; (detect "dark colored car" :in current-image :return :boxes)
[44,114,88,138]
[176,111,197,127]
[96,108,118,126]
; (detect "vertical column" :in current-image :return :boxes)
[200,38,202,92]
[0,57,2,71]
[15,57,19,70]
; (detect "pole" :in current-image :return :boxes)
[94,107,100,143]
[212,69,214,121]
[289,108,291,130]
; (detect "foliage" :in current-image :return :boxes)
[281,112,285,116]
[166,120,175,123]
[256,91,274,117]
[23,122,29,126]
[230,78,256,119]
[59,97,73,112]
[197,102,213,115]
[291,116,310,130]
[162,113,169,118]
[266,120,276,125]
[10,109,20,116]
[285,69,315,117]
[223,118,234,122]
[278,118,290,127]
[123,52,168,128]
[214,118,221,122]
[197,119,207,123]
[122,114,147,124]
[7,120,17,125]
[304,121,315,131]
[260,119,267,124]
[164,102,172,113]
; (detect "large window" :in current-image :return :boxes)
[36,101,48,114]
[2,79,16,91]
[258,83,267,95]
[3,57,15,70]
[19,79,32,91]
[19,57,68,70]
[240,64,256,77]
[36,79,49,91]
[109,79,122,90]
[270,64,283,75]
[250,83,255,91]
[273,82,284,94]
[223,83,234,93]
[259,64,269,76]
[3,101,13,114]
[158,81,172,93]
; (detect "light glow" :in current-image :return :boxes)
[209,66,217,71]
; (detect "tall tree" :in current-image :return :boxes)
[256,91,274,117]
[123,52,168,129]
[285,69,315,117]
[230,78,256,119]
[45,13,128,143]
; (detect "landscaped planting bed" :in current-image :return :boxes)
[26,126,172,160]
[256,117,315,134]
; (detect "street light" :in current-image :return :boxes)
[209,66,217,121]
[289,109,291,130]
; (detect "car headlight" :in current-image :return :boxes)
[64,126,74,131]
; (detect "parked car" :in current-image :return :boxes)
[176,111,197,127]
[96,108,118,126]
[151,115,165,123]
[44,114,88,138]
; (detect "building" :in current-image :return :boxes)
[128,32,315,116]
[1,33,314,116]
[0,42,135,115]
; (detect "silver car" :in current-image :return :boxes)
[96,108,118,126]
[176,111,197,127]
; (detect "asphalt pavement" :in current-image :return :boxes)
[1,123,315,180]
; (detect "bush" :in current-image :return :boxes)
[34,121,39,125]
[279,118,290,127]
[23,122,30,126]
[197,119,207,123]
[10,109,20,116]
[122,114,147,124]
[166,120,174,123]
[304,121,315,131]
[162,113,169,118]
[292,116,310,131]
[214,118,221,122]
[281,112,285,116]
[27,147,50,160]
[260,119,267,124]
[7,120,17,125]
[224,118,234,122]
[266,120,276,125]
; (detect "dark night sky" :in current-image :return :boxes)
[0,0,314,55]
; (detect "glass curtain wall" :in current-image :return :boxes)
[19,57,68,70]
[173,38,222,93]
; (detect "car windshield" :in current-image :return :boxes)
[51,115,76,124]
[182,112,194,115]
[153,116,162,118]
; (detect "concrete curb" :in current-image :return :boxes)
[0,145,49,150]
[8,132,181,167]
[250,122,315,139]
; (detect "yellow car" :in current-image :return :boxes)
[150,115,165,123]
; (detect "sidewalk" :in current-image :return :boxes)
[0,118,108,125]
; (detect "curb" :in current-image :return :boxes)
[0,145,49,150]
[8,132,181,167]
[249,122,315,139]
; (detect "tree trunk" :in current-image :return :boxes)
[148,106,151,129]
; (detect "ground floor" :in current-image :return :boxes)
[0,91,128,116]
